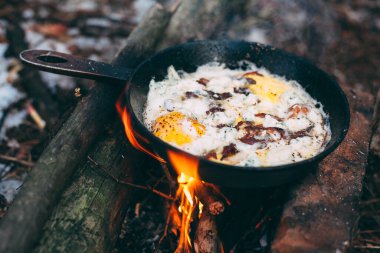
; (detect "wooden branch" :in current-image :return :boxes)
[194,183,225,253]
[194,210,220,253]
[88,155,175,201]
[0,154,34,167]
[0,4,174,253]
[271,87,374,253]
[157,0,231,50]
[33,127,138,253]
[195,183,225,216]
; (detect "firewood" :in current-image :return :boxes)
[193,183,225,253]
[0,4,174,253]
[271,87,374,253]
[195,183,225,216]
[32,126,145,253]
[157,0,231,50]
[194,209,220,253]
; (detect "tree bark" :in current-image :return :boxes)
[33,126,145,253]
[194,210,220,253]
[0,4,173,253]
[157,0,231,50]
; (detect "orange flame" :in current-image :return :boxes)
[167,150,199,179]
[116,101,165,163]
[116,99,213,253]
[167,150,203,253]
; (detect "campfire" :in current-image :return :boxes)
[115,98,284,252]
[116,99,223,252]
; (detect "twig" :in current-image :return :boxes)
[0,154,34,167]
[26,102,46,130]
[357,230,380,234]
[359,198,380,205]
[159,201,177,245]
[153,175,168,189]
[87,156,174,201]
[159,160,177,191]
[204,182,231,206]
[352,245,380,249]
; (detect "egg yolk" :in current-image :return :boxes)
[244,73,288,103]
[255,149,268,165]
[152,112,205,146]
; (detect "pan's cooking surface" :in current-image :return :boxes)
[128,40,349,187]
[143,62,331,167]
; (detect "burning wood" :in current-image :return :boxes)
[194,210,220,253]
[162,175,225,253]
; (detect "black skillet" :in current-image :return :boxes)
[20,40,350,188]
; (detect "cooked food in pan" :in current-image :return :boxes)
[144,62,331,167]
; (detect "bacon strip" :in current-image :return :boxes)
[196,78,209,86]
[233,87,250,96]
[206,107,225,115]
[184,91,199,99]
[205,90,232,100]
[221,144,239,160]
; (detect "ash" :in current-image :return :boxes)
[116,195,169,253]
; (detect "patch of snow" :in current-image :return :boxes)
[283,10,307,28]
[259,234,268,247]
[86,18,112,28]
[38,7,50,18]
[7,139,20,149]
[0,163,11,178]
[0,20,7,36]
[0,179,23,203]
[0,84,25,112]
[245,28,269,44]
[0,43,8,58]
[39,71,75,91]
[23,25,45,47]
[133,0,155,23]
[0,109,28,140]
[22,23,75,91]
[71,36,112,51]
[22,9,35,19]
[109,13,124,22]
[68,28,80,36]
[60,0,98,12]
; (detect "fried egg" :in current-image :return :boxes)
[144,62,331,167]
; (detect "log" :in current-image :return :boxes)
[194,210,220,253]
[33,126,145,253]
[194,183,225,253]
[0,4,174,253]
[271,87,374,253]
[157,0,231,50]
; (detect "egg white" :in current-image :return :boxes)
[144,62,331,167]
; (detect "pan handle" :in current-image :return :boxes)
[19,49,132,82]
